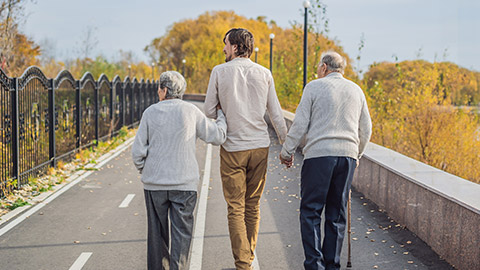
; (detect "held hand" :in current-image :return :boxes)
[279,154,294,168]
[216,103,222,110]
[356,159,359,168]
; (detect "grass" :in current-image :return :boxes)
[6,198,30,210]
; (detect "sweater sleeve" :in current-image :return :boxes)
[131,112,149,173]
[204,68,219,119]
[358,97,372,159]
[196,108,227,146]
[266,75,288,144]
[280,86,312,159]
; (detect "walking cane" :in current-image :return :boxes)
[347,189,352,268]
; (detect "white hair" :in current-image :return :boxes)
[159,71,187,99]
[320,51,347,74]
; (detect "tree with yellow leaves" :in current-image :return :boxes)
[144,10,353,111]
[0,0,40,76]
[363,60,480,183]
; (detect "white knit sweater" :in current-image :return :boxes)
[131,99,227,191]
[204,57,288,152]
[281,72,372,161]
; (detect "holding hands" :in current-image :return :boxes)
[280,154,294,168]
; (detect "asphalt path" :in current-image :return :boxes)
[0,107,454,270]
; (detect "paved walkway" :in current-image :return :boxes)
[0,106,454,270]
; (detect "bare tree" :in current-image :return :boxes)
[0,0,38,74]
[1,0,23,69]
[78,25,99,60]
[38,37,57,65]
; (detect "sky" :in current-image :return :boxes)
[20,0,480,73]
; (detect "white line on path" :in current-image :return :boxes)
[0,137,135,237]
[188,144,261,270]
[189,144,212,270]
[69,252,92,270]
[119,194,136,208]
[252,250,260,269]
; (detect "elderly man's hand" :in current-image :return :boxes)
[279,154,294,168]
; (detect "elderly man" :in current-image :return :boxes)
[205,28,287,270]
[280,51,372,270]
[132,71,227,270]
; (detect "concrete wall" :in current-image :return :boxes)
[355,144,480,270]
[185,94,480,269]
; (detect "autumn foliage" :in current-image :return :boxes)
[1,5,479,184]
[363,60,480,183]
[0,0,40,76]
[144,10,480,183]
[144,10,355,111]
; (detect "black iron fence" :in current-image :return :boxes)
[0,66,159,195]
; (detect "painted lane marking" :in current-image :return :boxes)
[252,250,260,270]
[69,252,92,270]
[189,143,212,270]
[119,194,136,208]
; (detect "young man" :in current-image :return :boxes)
[132,71,227,270]
[205,28,288,270]
[280,51,372,270]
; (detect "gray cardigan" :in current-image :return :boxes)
[132,99,227,191]
[281,72,372,161]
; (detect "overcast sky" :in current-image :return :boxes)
[21,0,480,72]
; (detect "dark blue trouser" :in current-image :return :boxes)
[300,156,355,270]
[144,190,197,270]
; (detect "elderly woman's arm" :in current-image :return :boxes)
[131,113,149,174]
[196,108,227,145]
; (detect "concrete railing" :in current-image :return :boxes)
[184,93,479,269]
[353,143,479,270]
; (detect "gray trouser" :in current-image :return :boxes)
[144,190,197,270]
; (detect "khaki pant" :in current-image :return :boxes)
[220,147,269,270]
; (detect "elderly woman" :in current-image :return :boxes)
[132,71,226,270]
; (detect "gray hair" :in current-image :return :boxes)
[320,51,347,74]
[159,71,187,99]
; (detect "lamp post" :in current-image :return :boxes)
[151,62,155,80]
[269,33,275,73]
[303,0,311,88]
[182,59,186,77]
[128,64,131,78]
[254,47,259,63]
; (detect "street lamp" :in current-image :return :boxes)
[254,47,259,63]
[303,0,311,88]
[151,62,155,80]
[128,64,131,78]
[269,33,275,73]
[182,59,186,77]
